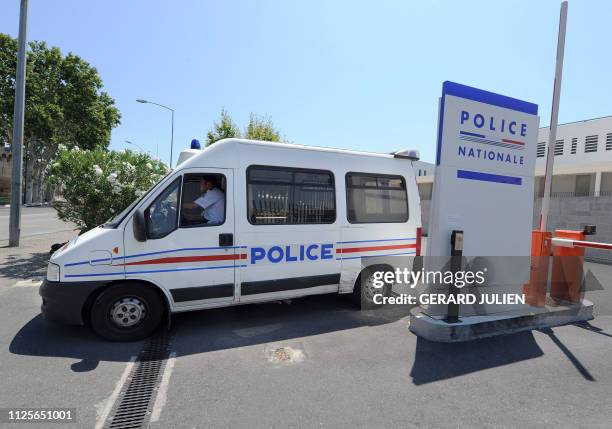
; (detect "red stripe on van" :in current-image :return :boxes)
[336,243,416,254]
[121,253,247,266]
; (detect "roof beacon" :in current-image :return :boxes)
[393,149,420,160]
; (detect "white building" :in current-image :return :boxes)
[417,115,612,200]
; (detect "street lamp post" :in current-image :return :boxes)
[9,0,29,247]
[136,99,174,167]
[124,140,146,153]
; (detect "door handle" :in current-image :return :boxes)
[219,233,234,247]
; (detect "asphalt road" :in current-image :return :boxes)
[0,206,74,246]
[0,268,611,427]
[0,220,611,428]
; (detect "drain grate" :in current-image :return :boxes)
[105,333,172,429]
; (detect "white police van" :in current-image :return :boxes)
[41,139,422,341]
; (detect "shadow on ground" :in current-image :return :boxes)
[11,292,609,382]
[409,319,611,385]
[0,251,49,280]
[10,294,409,372]
[410,331,543,385]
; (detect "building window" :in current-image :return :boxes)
[585,135,598,153]
[418,183,433,201]
[537,142,546,158]
[346,173,408,223]
[606,133,612,151]
[575,174,592,197]
[571,137,577,154]
[601,172,612,196]
[247,165,335,225]
[554,139,564,156]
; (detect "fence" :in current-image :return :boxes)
[420,195,612,264]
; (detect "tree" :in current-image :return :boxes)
[0,33,121,203]
[206,108,240,146]
[205,109,287,146]
[49,147,168,232]
[244,113,282,142]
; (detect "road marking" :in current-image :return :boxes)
[150,351,177,423]
[4,227,73,237]
[234,323,283,338]
[94,356,137,429]
[13,278,43,287]
[0,212,58,219]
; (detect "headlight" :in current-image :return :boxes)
[46,262,60,282]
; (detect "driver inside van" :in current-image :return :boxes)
[182,177,225,225]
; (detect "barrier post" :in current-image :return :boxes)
[551,230,585,303]
[523,230,552,307]
[445,230,463,323]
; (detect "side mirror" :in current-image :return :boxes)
[133,209,147,242]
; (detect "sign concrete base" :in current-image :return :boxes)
[409,299,594,342]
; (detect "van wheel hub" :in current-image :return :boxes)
[364,275,379,301]
[110,297,146,327]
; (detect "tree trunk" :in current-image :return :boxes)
[24,160,33,205]
[38,168,46,203]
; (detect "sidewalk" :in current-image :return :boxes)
[0,229,76,288]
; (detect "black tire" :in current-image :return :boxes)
[89,283,164,341]
[351,266,393,309]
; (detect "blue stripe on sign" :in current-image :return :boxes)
[459,130,486,138]
[457,169,522,185]
[442,81,538,115]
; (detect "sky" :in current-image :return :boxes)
[1,0,611,165]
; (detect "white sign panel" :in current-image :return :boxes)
[428,81,540,257]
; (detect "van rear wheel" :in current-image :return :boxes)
[90,283,164,342]
[351,266,393,309]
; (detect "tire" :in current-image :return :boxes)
[351,266,393,309]
[89,283,164,341]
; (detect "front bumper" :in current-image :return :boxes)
[39,279,109,325]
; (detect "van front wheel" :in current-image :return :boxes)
[90,283,164,341]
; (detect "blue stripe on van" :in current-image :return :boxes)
[65,264,243,278]
[335,237,416,244]
[64,246,249,267]
[336,251,416,260]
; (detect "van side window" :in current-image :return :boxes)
[247,165,335,225]
[346,173,408,223]
[180,173,226,227]
[146,177,181,239]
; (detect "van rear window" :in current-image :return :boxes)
[247,166,336,225]
[346,173,409,223]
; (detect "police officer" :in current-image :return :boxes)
[183,177,225,224]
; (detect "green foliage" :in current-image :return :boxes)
[0,34,18,146]
[0,33,121,150]
[244,113,282,142]
[205,109,285,146]
[49,147,168,232]
[206,108,241,146]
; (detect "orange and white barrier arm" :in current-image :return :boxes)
[552,237,612,251]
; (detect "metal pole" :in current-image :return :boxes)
[540,1,568,231]
[135,99,174,167]
[170,109,174,168]
[445,230,463,323]
[9,0,29,247]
